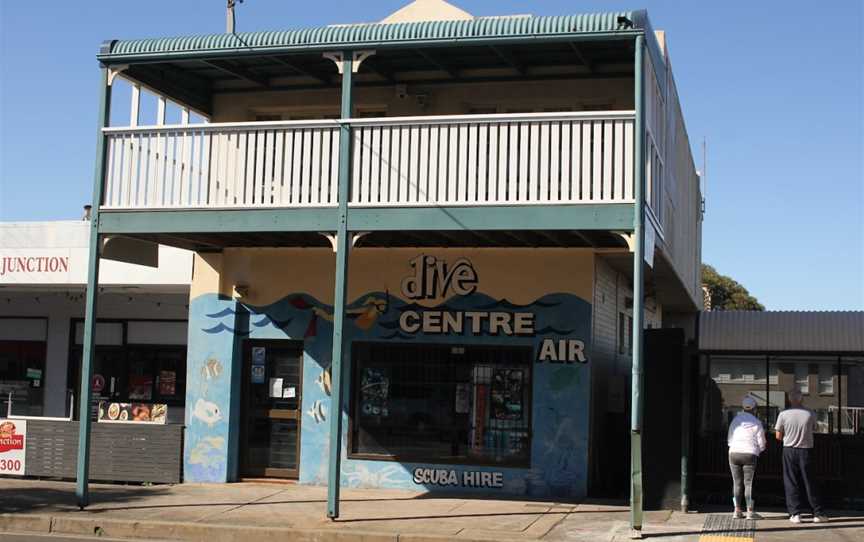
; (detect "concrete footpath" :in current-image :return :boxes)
[1,479,862,541]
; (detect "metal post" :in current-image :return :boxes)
[630,34,646,539]
[327,51,354,520]
[76,67,112,509]
[680,349,691,512]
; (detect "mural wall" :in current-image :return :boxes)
[184,248,595,498]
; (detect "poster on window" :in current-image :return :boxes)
[128,375,153,401]
[360,367,389,418]
[158,371,176,396]
[98,401,167,424]
[252,347,266,365]
[455,383,470,414]
[491,369,523,421]
[0,419,25,476]
[472,384,488,449]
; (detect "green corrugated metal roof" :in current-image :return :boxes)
[100,10,645,61]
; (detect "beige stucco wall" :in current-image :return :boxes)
[192,247,595,306]
[211,78,634,122]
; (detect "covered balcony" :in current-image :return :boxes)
[93,10,658,249]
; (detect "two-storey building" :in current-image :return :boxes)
[74,0,702,530]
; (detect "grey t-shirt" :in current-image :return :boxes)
[774,408,816,448]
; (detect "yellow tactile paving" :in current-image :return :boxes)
[698,513,755,542]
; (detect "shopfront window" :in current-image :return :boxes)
[818,363,834,395]
[697,353,862,493]
[350,342,531,467]
[0,340,46,416]
[698,355,855,455]
[704,356,777,427]
[794,363,810,394]
[69,320,187,422]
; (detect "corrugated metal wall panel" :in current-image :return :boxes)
[699,311,864,353]
[24,420,183,484]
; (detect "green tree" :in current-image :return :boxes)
[702,264,765,311]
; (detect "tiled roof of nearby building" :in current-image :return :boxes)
[699,311,864,353]
[99,11,645,61]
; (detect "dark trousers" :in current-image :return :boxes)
[782,447,824,516]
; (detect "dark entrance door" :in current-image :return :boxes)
[241,340,303,479]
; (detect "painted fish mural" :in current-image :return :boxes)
[290,293,390,337]
[192,398,223,427]
[189,436,226,467]
[200,358,223,380]
[307,399,326,424]
[315,368,332,396]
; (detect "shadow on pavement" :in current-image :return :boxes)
[0,484,172,514]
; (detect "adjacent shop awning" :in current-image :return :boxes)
[699,311,864,353]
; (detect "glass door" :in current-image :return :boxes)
[241,340,303,479]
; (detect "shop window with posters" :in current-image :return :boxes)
[68,320,187,422]
[350,342,531,467]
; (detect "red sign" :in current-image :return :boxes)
[92,374,106,393]
[0,435,23,453]
[0,421,23,453]
[0,420,25,476]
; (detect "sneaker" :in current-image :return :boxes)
[746,511,762,520]
[789,514,801,524]
[732,510,744,519]
[814,515,829,523]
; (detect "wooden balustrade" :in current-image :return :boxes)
[101,112,635,210]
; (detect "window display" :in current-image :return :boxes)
[69,322,187,421]
[350,342,531,467]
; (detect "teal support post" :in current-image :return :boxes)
[76,67,113,509]
[327,51,354,520]
[630,34,646,538]
[681,348,691,512]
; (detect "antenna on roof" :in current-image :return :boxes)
[227,0,244,34]
[701,137,707,218]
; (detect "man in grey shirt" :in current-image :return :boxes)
[775,389,827,523]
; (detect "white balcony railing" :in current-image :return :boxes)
[102,120,341,209]
[101,111,635,211]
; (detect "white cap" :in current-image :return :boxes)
[742,396,757,410]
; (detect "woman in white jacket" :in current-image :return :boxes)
[727,396,766,519]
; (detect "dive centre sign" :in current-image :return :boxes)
[397,255,587,364]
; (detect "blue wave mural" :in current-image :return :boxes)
[201,323,250,336]
[185,287,592,499]
[205,307,238,318]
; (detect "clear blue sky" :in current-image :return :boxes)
[1,1,861,310]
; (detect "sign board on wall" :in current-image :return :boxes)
[0,249,76,283]
[0,419,26,476]
[0,222,193,286]
[643,218,656,269]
